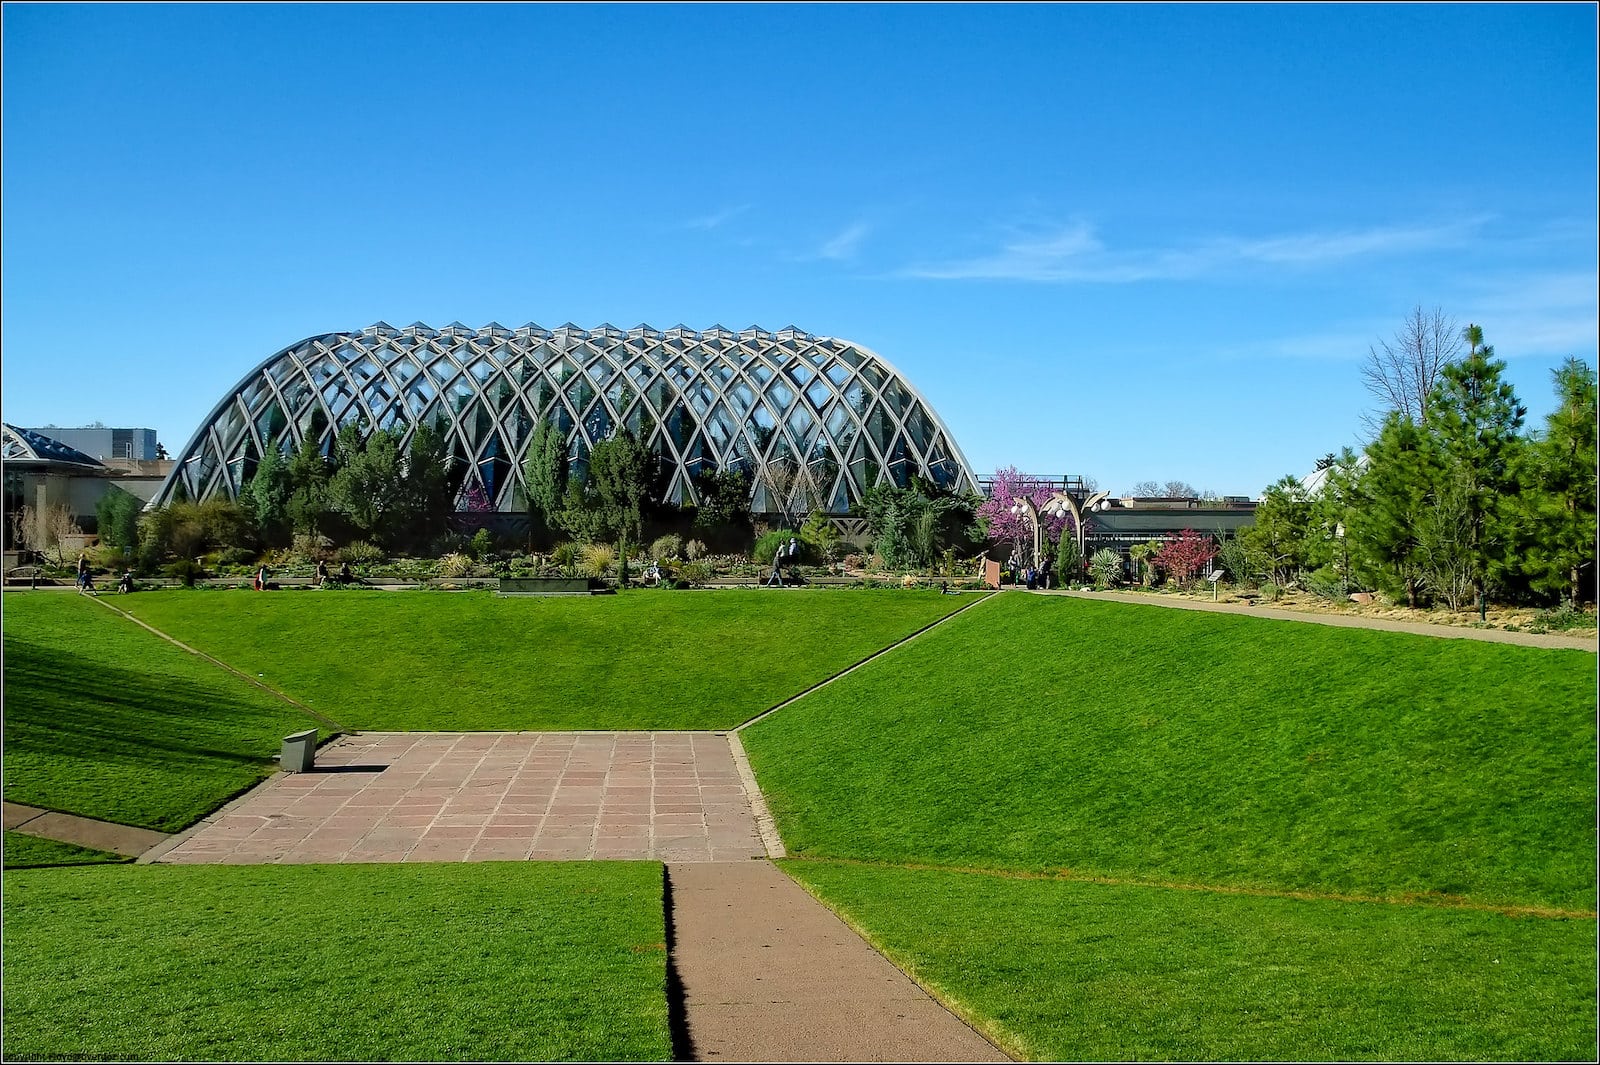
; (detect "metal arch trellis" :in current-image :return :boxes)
[153,322,980,515]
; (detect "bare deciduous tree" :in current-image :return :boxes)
[1361,306,1463,432]
[754,457,825,529]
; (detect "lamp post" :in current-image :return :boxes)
[1008,496,1043,572]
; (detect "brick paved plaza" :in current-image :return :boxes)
[155,731,765,864]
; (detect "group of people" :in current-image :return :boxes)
[76,553,135,595]
[1005,548,1055,590]
[765,536,801,587]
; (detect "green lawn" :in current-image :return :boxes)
[3,831,126,869]
[784,860,1598,1062]
[745,593,1597,911]
[2,861,670,1061]
[2,593,334,832]
[114,588,978,731]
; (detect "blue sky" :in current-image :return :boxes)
[3,3,1594,496]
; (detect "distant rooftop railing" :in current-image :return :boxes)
[976,474,1087,498]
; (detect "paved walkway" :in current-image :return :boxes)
[149,732,765,865]
[4,801,172,858]
[668,862,1007,1062]
[1050,588,1598,650]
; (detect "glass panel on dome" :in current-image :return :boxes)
[255,401,287,447]
[353,355,383,382]
[786,404,814,443]
[531,380,556,418]
[474,403,494,445]
[767,380,794,411]
[605,380,636,414]
[268,359,299,386]
[239,378,269,412]
[705,401,733,451]
[665,407,695,451]
[584,404,612,444]
[688,382,714,418]
[830,478,851,513]
[825,361,850,387]
[805,378,831,409]
[864,403,893,451]
[824,401,850,442]
[565,377,595,414]
[551,356,576,384]
[449,378,476,415]
[750,363,773,385]
[786,364,814,390]
[882,379,910,418]
[712,360,734,386]
[391,355,422,385]
[843,381,868,414]
[835,346,863,368]
[645,380,673,415]
[682,433,708,478]
[727,382,755,417]
[217,403,248,448]
[750,402,776,434]
[904,402,932,450]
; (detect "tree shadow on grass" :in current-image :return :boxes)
[3,634,325,827]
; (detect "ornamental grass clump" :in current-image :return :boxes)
[581,543,616,578]
[438,552,473,578]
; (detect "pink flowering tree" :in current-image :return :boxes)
[977,466,1074,561]
[459,483,495,513]
[1153,528,1218,588]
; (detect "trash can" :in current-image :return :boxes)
[280,729,318,773]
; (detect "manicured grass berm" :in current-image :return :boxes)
[116,588,977,731]
[784,859,1598,1062]
[3,831,126,869]
[2,593,331,832]
[2,862,671,1062]
[745,593,1597,910]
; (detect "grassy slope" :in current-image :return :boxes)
[784,860,1597,1062]
[3,831,126,869]
[745,594,1597,910]
[2,593,332,832]
[2,862,670,1062]
[116,588,976,731]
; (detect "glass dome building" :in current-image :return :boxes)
[154,321,977,515]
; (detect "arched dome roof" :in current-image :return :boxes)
[154,321,977,514]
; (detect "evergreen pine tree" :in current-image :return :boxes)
[1424,339,1527,617]
[1525,358,1597,607]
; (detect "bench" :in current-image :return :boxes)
[497,576,592,596]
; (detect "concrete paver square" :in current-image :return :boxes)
[154,731,767,865]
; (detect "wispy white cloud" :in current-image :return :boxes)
[682,204,752,231]
[900,217,1491,283]
[817,221,871,261]
[1460,270,1600,358]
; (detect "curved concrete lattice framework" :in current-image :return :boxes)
[154,322,978,515]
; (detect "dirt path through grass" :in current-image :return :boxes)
[1050,588,1597,649]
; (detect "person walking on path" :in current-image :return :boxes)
[1039,554,1053,591]
[253,564,267,591]
[76,552,90,592]
[765,541,786,587]
[787,536,801,583]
